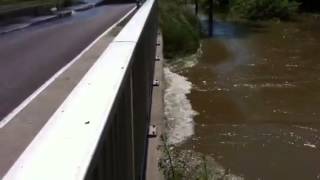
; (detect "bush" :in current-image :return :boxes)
[298,0,320,12]
[230,0,300,20]
[159,0,200,58]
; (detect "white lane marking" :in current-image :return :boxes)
[0,6,136,129]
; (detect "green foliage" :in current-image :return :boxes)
[198,0,222,12]
[0,0,75,6]
[159,0,200,58]
[230,0,300,20]
[0,0,34,5]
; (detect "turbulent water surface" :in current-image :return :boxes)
[165,15,320,180]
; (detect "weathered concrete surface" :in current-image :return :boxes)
[0,11,134,177]
[146,32,165,180]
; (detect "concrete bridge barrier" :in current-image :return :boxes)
[3,0,158,179]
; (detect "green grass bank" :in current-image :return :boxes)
[159,0,201,59]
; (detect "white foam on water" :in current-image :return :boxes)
[304,143,317,149]
[169,45,203,72]
[233,82,296,89]
[164,67,198,145]
[293,125,319,132]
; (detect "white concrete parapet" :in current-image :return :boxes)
[4,0,156,179]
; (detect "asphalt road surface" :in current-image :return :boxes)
[0,4,135,120]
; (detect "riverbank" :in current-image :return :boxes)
[159,0,200,59]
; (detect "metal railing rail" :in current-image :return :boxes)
[4,0,158,179]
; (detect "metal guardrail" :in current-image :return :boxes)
[3,0,158,179]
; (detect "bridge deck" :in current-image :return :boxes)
[0,6,135,177]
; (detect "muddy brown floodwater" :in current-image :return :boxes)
[178,15,320,180]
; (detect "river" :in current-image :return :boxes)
[164,14,320,180]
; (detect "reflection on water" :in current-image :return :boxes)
[176,15,320,179]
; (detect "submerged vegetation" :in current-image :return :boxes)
[207,0,319,20]
[159,135,244,180]
[198,0,301,20]
[159,136,215,180]
[230,0,300,20]
[159,0,201,58]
